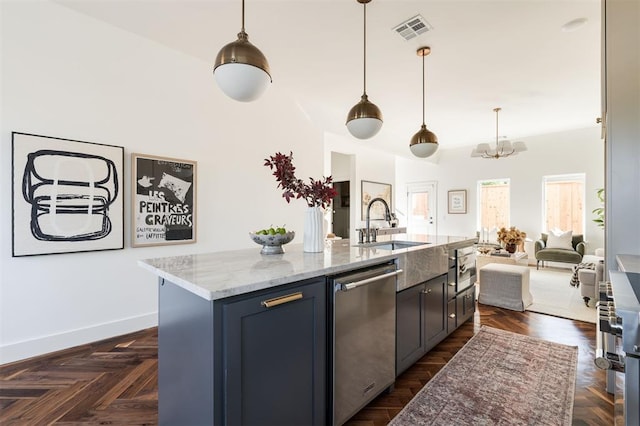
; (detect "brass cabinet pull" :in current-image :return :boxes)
[261,292,303,308]
[448,282,456,287]
[421,288,432,294]
[449,313,456,318]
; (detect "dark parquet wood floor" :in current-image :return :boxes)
[0,304,613,425]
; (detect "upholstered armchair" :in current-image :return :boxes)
[578,248,605,306]
[534,233,585,269]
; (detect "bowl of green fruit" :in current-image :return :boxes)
[249,226,295,255]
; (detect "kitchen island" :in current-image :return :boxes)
[139,234,477,425]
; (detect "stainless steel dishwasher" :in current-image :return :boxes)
[331,262,402,426]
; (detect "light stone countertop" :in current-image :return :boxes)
[617,254,640,274]
[611,254,640,316]
[138,233,477,301]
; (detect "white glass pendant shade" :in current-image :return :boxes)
[214,31,272,102]
[214,62,271,102]
[409,124,438,158]
[513,141,528,152]
[346,117,383,139]
[498,140,513,152]
[476,143,491,152]
[471,143,491,157]
[346,94,383,139]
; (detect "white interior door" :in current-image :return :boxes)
[407,182,437,235]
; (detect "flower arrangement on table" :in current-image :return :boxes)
[264,151,337,209]
[497,226,526,253]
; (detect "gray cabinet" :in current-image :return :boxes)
[396,274,447,375]
[396,245,477,376]
[158,277,327,426]
[456,285,476,325]
[424,275,448,349]
[396,282,424,374]
[222,278,327,426]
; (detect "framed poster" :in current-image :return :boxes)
[361,180,392,220]
[12,132,124,257]
[131,153,196,247]
[448,189,467,214]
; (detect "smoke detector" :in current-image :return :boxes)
[393,15,433,41]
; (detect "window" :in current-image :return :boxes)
[477,179,510,230]
[543,174,585,234]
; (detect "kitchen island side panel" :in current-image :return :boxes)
[158,278,220,425]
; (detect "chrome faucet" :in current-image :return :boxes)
[365,197,392,243]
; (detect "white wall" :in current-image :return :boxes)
[396,127,605,256]
[0,1,323,363]
[325,133,396,241]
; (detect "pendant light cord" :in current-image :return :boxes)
[363,2,367,95]
[422,52,425,126]
[495,107,500,152]
[241,0,245,33]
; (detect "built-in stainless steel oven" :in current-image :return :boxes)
[595,263,640,426]
[455,245,477,292]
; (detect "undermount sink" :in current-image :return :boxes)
[354,240,430,251]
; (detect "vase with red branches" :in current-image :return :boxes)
[264,152,337,252]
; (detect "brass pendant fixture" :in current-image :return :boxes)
[470,107,527,159]
[346,0,383,139]
[409,46,438,158]
[213,0,272,102]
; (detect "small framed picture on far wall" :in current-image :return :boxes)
[448,189,467,214]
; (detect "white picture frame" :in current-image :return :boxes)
[448,189,467,214]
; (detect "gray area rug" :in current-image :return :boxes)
[527,267,596,324]
[389,326,578,426]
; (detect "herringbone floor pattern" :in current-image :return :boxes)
[0,304,613,425]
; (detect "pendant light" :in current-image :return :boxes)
[213,0,271,102]
[409,46,439,158]
[470,107,527,159]
[346,0,383,139]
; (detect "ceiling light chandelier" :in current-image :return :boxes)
[471,107,527,159]
[213,0,271,102]
[346,0,383,139]
[409,46,438,158]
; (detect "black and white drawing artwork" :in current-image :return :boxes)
[131,153,196,247]
[12,132,124,256]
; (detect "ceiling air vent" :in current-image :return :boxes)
[393,14,433,41]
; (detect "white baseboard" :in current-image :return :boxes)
[0,312,158,365]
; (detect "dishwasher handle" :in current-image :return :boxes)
[340,269,403,291]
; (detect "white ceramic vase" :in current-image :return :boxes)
[303,206,324,253]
